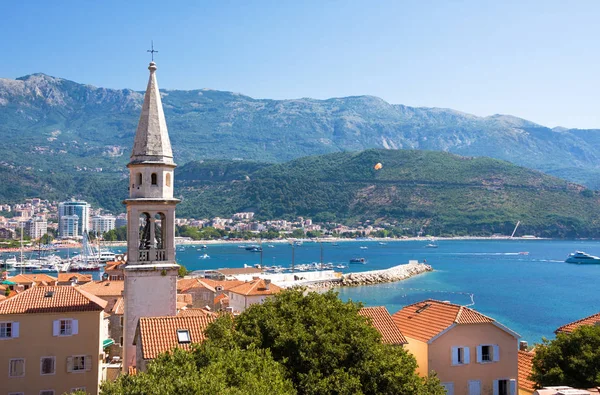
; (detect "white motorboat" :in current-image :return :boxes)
[565,251,600,264]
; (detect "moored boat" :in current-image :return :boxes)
[349,257,366,264]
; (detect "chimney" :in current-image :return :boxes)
[264,279,271,290]
[519,341,528,351]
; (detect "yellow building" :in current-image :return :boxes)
[392,299,520,395]
[0,285,107,395]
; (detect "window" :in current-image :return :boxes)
[119,336,123,346]
[73,356,85,371]
[66,355,92,373]
[151,173,157,185]
[9,358,25,377]
[441,382,454,395]
[40,391,54,395]
[165,173,171,187]
[53,319,78,336]
[451,346,470,365]
[61,319,71,335]
[177,329,191,344]
[1,322,13,338]
[494,379,516,395]
[477,344,499,363]
[40,356,55,375]
[137,173,143,185]
[8,392,24,395]
[120,316,124,327]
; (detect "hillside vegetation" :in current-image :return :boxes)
[175,150,600,238]
[2,73,600,189]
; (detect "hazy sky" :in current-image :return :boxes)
[2,0,599,128]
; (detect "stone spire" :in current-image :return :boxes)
[130,62,174,165]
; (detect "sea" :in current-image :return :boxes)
[9,238,600,344]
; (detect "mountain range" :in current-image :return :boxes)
[1,72,600,196]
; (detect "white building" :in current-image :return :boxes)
[59,215,79,238]
[58,200,90,238]
[91,215,116,234]
[26,217,48,239]
[228,278,281,313]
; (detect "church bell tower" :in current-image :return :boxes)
[122,61,180,372]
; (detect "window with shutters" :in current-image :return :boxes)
[72,355,85,371]
[481,345,492,362]
[498,379,509,395]
[40,356,55,375]
[451,346,470,365]
[8,392,24,395]
[53,319,78,337]
[39,390,55,395]
[60,319,72,336]
[0,322,12,338]
[9,358,25,377]
[477,344,499,363]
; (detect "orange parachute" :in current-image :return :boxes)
[374,163,383,170]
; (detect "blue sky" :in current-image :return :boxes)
[2,0,599,128]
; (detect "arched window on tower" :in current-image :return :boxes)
[151,173,158,185]
[166,173,171,187]
[139,212,151,251]
[154,213,166,255]
[137,173,143,186]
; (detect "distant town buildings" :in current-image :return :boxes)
[26,216,48,239]
[58,200,90,238]
[91,215,116,234]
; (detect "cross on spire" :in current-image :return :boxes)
[147,41,158,61]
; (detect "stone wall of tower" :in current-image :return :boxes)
[122,265,178,370]
[128,164,175,199]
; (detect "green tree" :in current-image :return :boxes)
[177,265,188,277]
[101,345,295,395]
[531,325,600,388]
[212,289,445,395]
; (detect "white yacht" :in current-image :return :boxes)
[565,251,600,264]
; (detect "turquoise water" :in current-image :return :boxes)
[169,239,600,344]
[40,239,600,344]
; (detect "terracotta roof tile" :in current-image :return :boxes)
[555,312,600,334]
[391,299,495,342]
[177,293,193,306]
[112,297,125,315]
[518,350,536,391]
[177,278,217,293]
[57,273,93,283]
[201,279,245,291]
[0,294,5,301]
[359,306,407,345]
[214,293,229,305]
[228,279,281,296]
[177,308,216,317]
[79,280,124,297]
[137,315,216,359]
[0,286,107,314]
[8,273,57,285]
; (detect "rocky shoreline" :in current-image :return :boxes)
[306,261,433,289]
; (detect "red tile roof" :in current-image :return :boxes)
[8,273,57,285]
[112,297,124,315]
[214,293,229,305]
[518,350,536,392]
[177,278,217,293]
[391,299,495,342]
[201,278,245,291]
[555,312,600,334]
[177,293,193,307]
[177,308,216,317]
[0,286,107,314]
[57,273,93,283]
[359,306,407,345]
[79,280,124,297]
[137,315,216,359]
[228,279,281,296]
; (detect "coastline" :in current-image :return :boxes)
[303,261,433,289]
